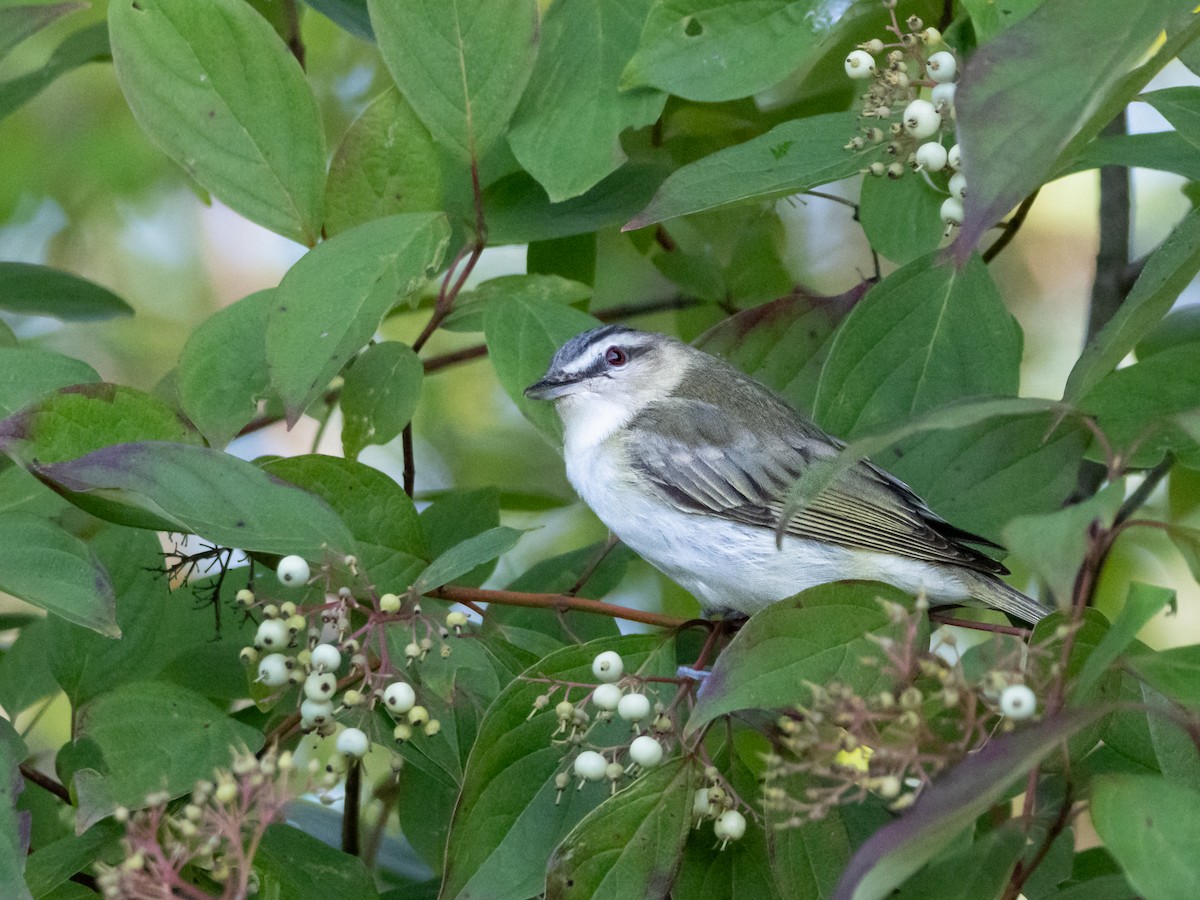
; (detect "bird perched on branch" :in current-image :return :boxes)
[525,325,1050,623]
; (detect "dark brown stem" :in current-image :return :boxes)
[430,585,689,630]
[401,425,415,498]
[280,0,306,69]
[1004,781,1075,900]
[20,763,70,803]
[423,344,489,373]
[566,534,621,596]
[1112,456,1173,528]
[927,613,1032,638]
[1087,111,1131,345]
[982,189,1040,263]
[342,759,361,856]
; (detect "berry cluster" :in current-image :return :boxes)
[530,650,751,850]
[765,598,1050,826]
[235,554,472,793]
[97,747,307,899]
[843,2,967,235]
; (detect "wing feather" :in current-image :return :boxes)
[626,397,1006,575]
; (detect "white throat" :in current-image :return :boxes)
[557,392,637,457]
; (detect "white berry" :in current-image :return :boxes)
[1000,684,1037,719]
[629,735,664,768]
[927,51,957,83]
[304,671,337,701]
[256,653,291,687]
[300,698,334,727]
[310,644,342,673]
[844,49,876,79]
[903,99,941,139]
[379,593,401,613]
[384,681,416,714]
[948,172,967,200]
[592,651,624,683]
[255,618,290,650]
[915,142,948,172]
[617,692,652,722]
[336,727,369,758]
[276,555,310,587]
[931,82,956,112]
[693,787,711,818]
[574,750,607,782]
[591,683,622,711]
[714,809,747,845]
[940,197,964,226]
[947,143,961,170]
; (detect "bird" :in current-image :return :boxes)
[524,324,1051,623]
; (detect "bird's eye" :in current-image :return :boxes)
[604,346,628,367]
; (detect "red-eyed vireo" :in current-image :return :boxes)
[525,325,1051,623]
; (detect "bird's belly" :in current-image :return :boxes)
[566,445,971,615]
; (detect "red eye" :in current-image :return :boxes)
[604,346,628,366]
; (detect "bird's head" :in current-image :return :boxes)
[525,326,689,436]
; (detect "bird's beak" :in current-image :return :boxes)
[524,371,578,401]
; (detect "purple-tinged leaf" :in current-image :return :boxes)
[832,707,1106,900]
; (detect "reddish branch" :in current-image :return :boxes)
[430,585,689,630]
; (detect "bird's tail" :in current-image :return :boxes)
[961,572,1055,624]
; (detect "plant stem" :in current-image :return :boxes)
[430,585,689,630]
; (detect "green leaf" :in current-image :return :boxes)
[340,341,423,460]
[1064,207,1200,401]
[0,22,110,123]
[950,0,1189,257]
[959,0,1040,40]
[413,526,523,594]
[33,441,354,558]
[509,0,665,202]
[1127,643,1200,707]
[1141,87,1200,152]
[446,273,591,334]
[0,2,85,61]
[688,583,921,734]
[814,252,1021,437]
[73,680,263,830]
[695,284,863,415]
[1003,480,1126,607]
[367,0,539,163]
[0,620,58,717]
[24,820,121,900]
[47,527,173,707]
[0,383,197,465]
[441,634,676,900]
[1091,775,1200,900]
[108,0,326,244]
[831,708,1106,900]
[893,823,1025,900]
[1140,305,1200,360]
[177,289,273,448]
[260,455,428,589]
[0,512,116,636]
[626,111,885,229]
[0,716,29,900]
[622,0,864,102]
[324,88,442,237]
[0,348,99,419]
[1058,129,1200,182]
[0,263,132,321]
[254,823,379,900]
[858,172,945,267]
[1075,582,1175,705]
[1079,342,1200,468]
[487,162,669,245]
[266,212,449,424]
[483,289,601,442]
[546,758,695,898]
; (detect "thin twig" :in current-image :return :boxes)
[430,585,689,630]
[342,759,361,856]
[280,0,306,69]
[982,189,1040,263]
[1113,456,1173,528]
[401,425,415,498]
[928,613,1032,638]
[20,763,70,803]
